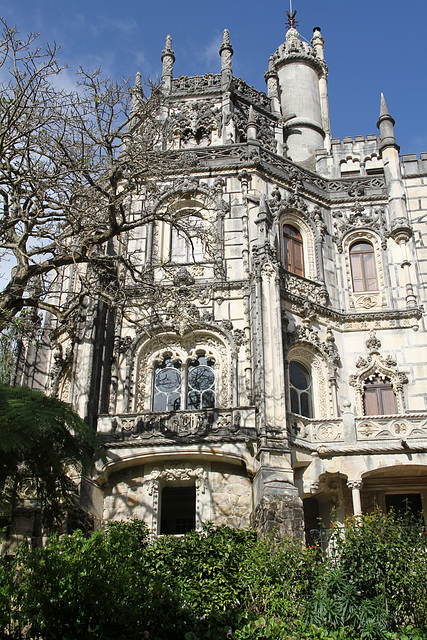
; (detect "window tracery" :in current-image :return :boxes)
[135,332,229,411]
[152,354,216,411]
[289,361,313,417]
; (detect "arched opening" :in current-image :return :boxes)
[289,361,313,418]
[349,241,378,292]
[282,224,304,277]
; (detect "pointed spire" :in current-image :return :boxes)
[219,29,233,60]
[377,93,399,153]
[161,35,175,93]
[219,29,233,92]
[131,72,143,114]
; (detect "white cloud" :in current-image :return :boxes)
[203,32,222,66]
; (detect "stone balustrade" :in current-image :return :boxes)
[287,412,427,448]
[98,407,257,442]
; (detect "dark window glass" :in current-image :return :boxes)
[350,242,378,292]
[160,486,196,535]
[289,361,312,418]
[363,376,397,415]
[153,358,182,411]
[283,225,304,277]
[187,356,215,409]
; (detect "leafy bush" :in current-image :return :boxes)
[306,510,427,638]
[1,512,427,640]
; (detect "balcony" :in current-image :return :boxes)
[287,412,427,453]
[97,407,257,444]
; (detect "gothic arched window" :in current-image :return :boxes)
[363,375,397,415]
[283,224,304,277]
[289,361,313,418]
[349,241,378,292]
[152,354,215,411]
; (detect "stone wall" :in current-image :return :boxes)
[209,462,252,528]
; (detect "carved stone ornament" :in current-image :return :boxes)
[50,341,74,397]
[287,322,339,379]
[112,408,242,441]
[171,74,222,95]
[349,331,408,415]
[332,203,387,253]
[167,99,223,147]
[231,96,277,151]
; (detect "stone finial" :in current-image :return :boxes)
[377,93,399,153]
[134,71,141,88]
[248,105,256,125]
[311,27,325,60]
[161,35,175,92]
[131,72,143,113]
[366,330,381,355]
[219,28,233,83]
[219,29,233,58]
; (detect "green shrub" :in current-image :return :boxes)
[306,510,427,638]
[1,513,427,640]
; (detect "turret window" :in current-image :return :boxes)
[349,241,378,292]
[282,225,304,277]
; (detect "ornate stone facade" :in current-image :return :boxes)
[17,17,427,542]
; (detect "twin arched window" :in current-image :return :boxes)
[282,225,304,277]
[349,241,378,292]
[153,355,216,412]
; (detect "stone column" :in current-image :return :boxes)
[347,480,363,516]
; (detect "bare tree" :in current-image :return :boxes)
[0,20,205,336]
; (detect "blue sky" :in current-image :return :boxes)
[1,0,426,155]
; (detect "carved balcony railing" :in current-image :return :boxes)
[281,271,328,305]
[98,407,257,443]
[355,414,427,442]
[287,412,427,450]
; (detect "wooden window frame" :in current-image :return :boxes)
[282,224,304,277]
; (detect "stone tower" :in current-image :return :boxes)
[12,11,427,546]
